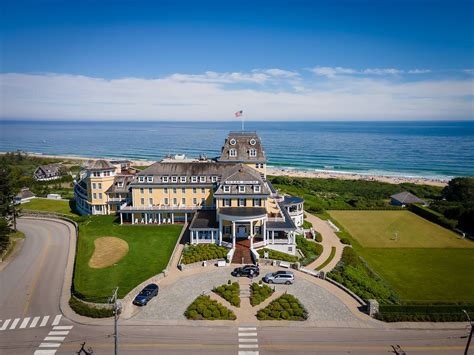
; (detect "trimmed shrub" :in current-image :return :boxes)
[257,248,299,262]
[375,305,474,322]
[315,233,323,243]
[250,283,274,306]
[69,296,114,318]
[185,295,236,320]
[181,244,228,264]
[408,204,458,231]
[256,294,308,321]
[296,236,323,266]
[213,282,240,307]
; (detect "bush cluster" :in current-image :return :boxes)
[375,304,474,322]
[213,282,240,307]
[315,233,323,243]
[328,247,399,303]
[257,248,299,262]
[408,204,458,230]
[181,244,228,264]
[185,295,237,320]
[69,296,114,318]
[339,238,351,245]
[296,236,323,266]
[256,294,308,321]
[250,282,274,306]
[302,219,313,229]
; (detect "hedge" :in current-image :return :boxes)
[257,248,299,262]
[213,282,240,307]
[181,244,228,264]
[296,236,323,266]
[185,295,236,320]
[256,294,308,321]
[408,204,458,231]
[375,304,474,322]
[250,282,274,306]
[69,296,114,318]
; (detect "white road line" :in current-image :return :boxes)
[239,344,259,349]
[34,350,57,355]
[238,351,259,355]
[39,343,61,348]
[51,315,62,326]
[238,332,257,337]
[0,319,11,330]
[48,331,69,336]
[19,317,30,329]
[52,325,73,330]
[9,318,20,330]
[40,316,50,327]
[44,336,65,341]
[239,338,258,343]
[30,316,41,328]
[239,327,257,331]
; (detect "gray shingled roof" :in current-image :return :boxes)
[218,131,266,163]
[137,161,237,177]
[215,164,270,195]
[35,163,63,176]
[106,175,134,193]
[283,196,304,205]
[390,191,426,204]
[16,187,35,199]
[189,210,218,230]
[84,159,115,170]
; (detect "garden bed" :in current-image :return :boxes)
[250,282,274,306]
[256,294,308,320]
[296,236,323,266]
[185,295,236,320]
[181,244,229,264]
[257,248,298,262]
[213,282,240,307]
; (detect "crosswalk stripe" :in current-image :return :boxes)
[30,316,41,328]
[239,327,257,331]
[53,325,73,330]
[34,350,57,355]
[51,315,62,326]
[0,319,11,331]
[19,317,30,329]
[44,336,65,341]
[239,344,259,349]
[238,351,259,355]
[9,318,20,330]
[39,343,61,348]
[238,332,257,337]
[239,338,258,343]
[48,331,69,336]
[40,316,50,327]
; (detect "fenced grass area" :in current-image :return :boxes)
[22,198,78,217]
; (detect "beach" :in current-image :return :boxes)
[16,152,449,187]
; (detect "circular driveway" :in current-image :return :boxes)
[132,266,361,322]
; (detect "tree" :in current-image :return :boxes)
[442,177,474,205]
[0,218,11,253]
[0,161,19,230]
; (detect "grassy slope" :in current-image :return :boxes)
[74,216,182,300]
[328,210,474,303]
[21,198,78,217]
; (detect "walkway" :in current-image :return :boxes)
[305,212,344,272]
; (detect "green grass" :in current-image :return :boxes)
[258,248,299,262]
[73,215,182,300]
[329,210,473,249]
[315,246,336,271]
[328,210,474,303]
[22,198,78,217]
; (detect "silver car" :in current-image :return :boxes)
[263,271,294,285]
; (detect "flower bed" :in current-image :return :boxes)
[184,295,236,320]
[257,248,299,262]
[213,282,240,307]
[181,244,228,264]
[256,294,308,321]
[250,282,274,306]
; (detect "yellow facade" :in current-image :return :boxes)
[131,186,213,207]
[88,175,115,205]
[216,198,267,208]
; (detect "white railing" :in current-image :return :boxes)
[253,241,265,248]
[221,240,233,249]
[226,248,235,263]
[250,247,260,262]
[327,220,340,232]
[120,205,211,211]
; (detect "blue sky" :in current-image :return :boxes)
[1,0,473,120]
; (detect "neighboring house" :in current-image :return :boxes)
[390,191,427,207]
[74,131,305,257]
[15,187,36,204]
[34,164,64,181]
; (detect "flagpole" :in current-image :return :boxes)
[242,114,244,132]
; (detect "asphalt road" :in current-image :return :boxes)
[0,218,471,355]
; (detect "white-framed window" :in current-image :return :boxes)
[148,188,153,193]
[223,185,230,193]
[149,198,153,205]
[193,198,197,205]
[253,198,261,207]
[173,198,177,206]
[182,198,186,205]
[98,193,102,199]
[250,138,256,145]
[140,197,145,205]
[238,198,246,207]
[224,198,231,207]
[98,183,102,189]
[229,149,237,157]
[173,187,177,193]
[140,188,144,194]
[254,185,261,193]
[164,187,168,194]
[92,183,96,189]
[192,187,197,194]
[162,176,169,183]
[180,176,186,183]
[93,193,97,199]
[182,188,186,193]
[230,138,236,145]
[147,176,153,182]
[164,197,169,205]
[93,172,100,177]
[191,176,198,183]
[138,176,145,182]
[211,176,218,183]
[239,185,245,193]
[117,182,123,187]
[224,226,231,234]
[201,188,205,193]
[171,176,178,183]
[249,149,257,157]
[199,176,206,183]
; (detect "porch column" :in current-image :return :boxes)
[158,213,161,224]
[219,217,223,245]
[132,213,135,224]
[145,213,148,224]
[262,219,266,245]
[272,230,275,244]
[185,213,188,223]
[232,221,236,247]
[171,213,174,224]
[120,212,123,225]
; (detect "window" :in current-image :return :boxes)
[164,198,169,205]
[250,138,256,145]
[140,188,144,194]
[171,176,178,183]
[149,198,153,205]
[180,188,185,194]
[229,149,237,157]
[230,138,236,145]
[93,172,100,177]
[199,176,206,183]
[180,176,186,183]
[164,187,168,194]
[191,176,198,183]
[104,171,110,176]
[93,193,97,199]
[162,176,169,183]
[223,185,230,193]
[224,198,231,207]
[254,185,261,193]
[211,176,218,183]
[224,226,231,234]
[193,198,197,205]
[173,187,177,194]
[201,188,205,193]
[201,198,206,205]
[249,149,257,157]
[138,176,144,182]
[147,176,153,183]
[148,188,152,193]
[99,193,102,199]
[238,198,246,207]
[253,199,261,207]
[239,185,245,193]
[92,183,96,189]
[182,198,186,205]
[173,198,177,206]
[140,198,145,205]
[192,187,197,194]
[117,182,123,187]
[98,183,102,189]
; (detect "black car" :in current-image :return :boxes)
[231,265,260,278]
[132,284,159,306]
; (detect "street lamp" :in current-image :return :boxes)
[463,309,473,355]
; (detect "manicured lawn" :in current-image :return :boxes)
[329,210,472,249]
[22,198,78,217]
[74,216,182,300]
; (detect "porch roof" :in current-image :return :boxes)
[219,207,267,218]
[189,210,218,230]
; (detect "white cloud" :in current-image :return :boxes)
[362,68,403,75]
[407,69,431,74]
[261,68,299,77]
[0,71,472,121]
[309,66,356,77]
[309,66,432,77]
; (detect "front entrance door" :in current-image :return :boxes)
[237,225,247,238]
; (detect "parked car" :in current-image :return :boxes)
[132,284,159,306]
[263,271,294,284]
[231,265,260,278]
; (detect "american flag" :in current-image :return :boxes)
[235,110,243,118]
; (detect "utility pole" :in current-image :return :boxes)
[463,309,473,355]
[110,287,121,355]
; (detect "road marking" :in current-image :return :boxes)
[19,317,30,329]
[48,331,70,336]
[53,325,73,330]
[40,316,50,327]
[0,319,11,330]
[51,315,62,326]
[239,338,258,343]
[238,332,257,337]
[39,343,61,348]
[238,352,259,355]
[239,327,256,331]
[30,316,41,328]
[34,350,57,355]
[238,325,258,355]
[239,344,259,349]
[44,336,66,341]
[9,318,20,329]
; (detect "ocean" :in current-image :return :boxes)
[1,120,473,179]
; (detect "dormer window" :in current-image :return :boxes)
[229,149,237,157]
[254,185,261,193]
[171,176,178,183]
[117,182,123,187]
[180,176,187,183]
[138,176,145,182]
[230,138,237,145]
[199,176,206,183]
[146,176,153,183]
[223,185,230,193]
[191,176,198,183]
[250,138,256,145]
[211,176,218,183]
[162,176,169,183]
[249,149,257,157]
[238,185,245,193]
